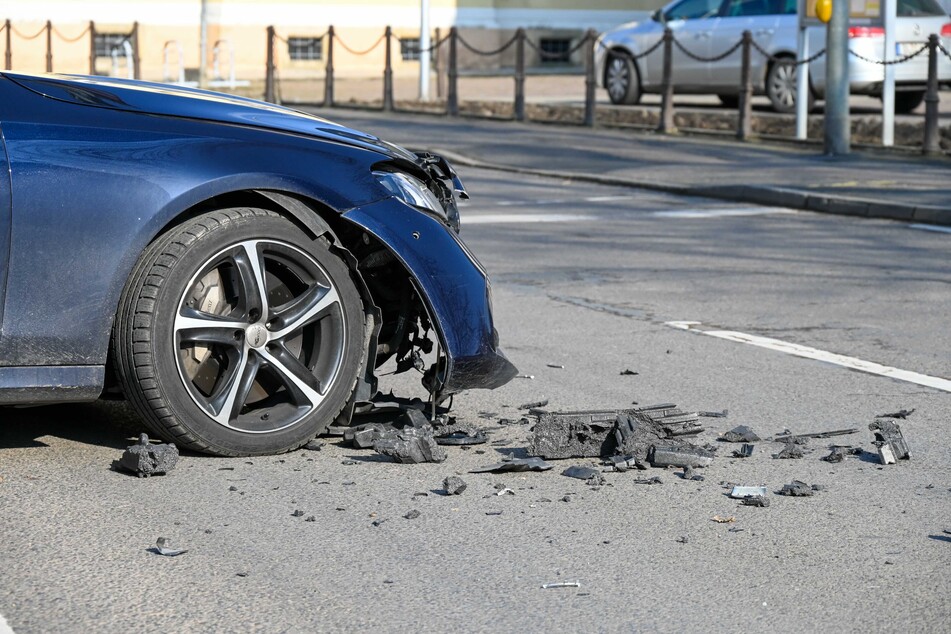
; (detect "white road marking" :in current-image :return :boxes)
[909,223,951,235]
[465,213,589,224]
[0,612,15,634]
[652,207,797,219]
[584,195,635,202]
[666,321,951,393]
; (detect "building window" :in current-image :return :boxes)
[94,33,130,57]
[400,37,420,61]
[539,38,571,64]
[288,37,322,61]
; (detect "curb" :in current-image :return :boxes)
[434,148,951,227]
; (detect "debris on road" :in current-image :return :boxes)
[619,369,639,376]
[822,446,863,463]
[698,410,729,418]
[649,444,715,468]
[292,510,304,517]
[676,535,689,544]
[877,408,915,419]
[374,426,447,464]
[772,428,858,442]
[547,363,565,369]
[443,475,468,495]
[303,439,324,451]
[470,457,554,473]
[541,581,581,589]
[773,444,805,459]
[870,419,910,464]
[150,537,187,557]
[485,510,503,516]
[516,374,535,379]
[117,433,179,477]
[711,515,736,523]
[633,476,663,485]
[732,444,755,458]
[562,465,606,485]
[519,399,549,410]
[778,481,815,497]
[494,486,516,496]
[603,455,646,472]
[730,485,767,499]
[403,510,421,520]
[720,425,760,443]
[741,496,770,507]
[431,416,488,446]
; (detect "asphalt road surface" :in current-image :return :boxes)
[1,168,949,633]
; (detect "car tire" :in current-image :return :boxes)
[113,207,366,456]
[605,51,642,105]
[766,59,813,114]
[892,90,925,114]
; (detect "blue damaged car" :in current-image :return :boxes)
[0,72,517,456]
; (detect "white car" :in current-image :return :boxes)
[596,0,951,112]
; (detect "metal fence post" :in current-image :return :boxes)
[447,26,458,116]
[737,30,753,140]
[324,25,335,106]
[434,27,442,98]
[922,34,940,155]
[583,29,597,127]
[131,21,140,79]
[45,20,52,72]
[4,19,10,70]
[88,21,95,74]
[265,26,276,103]
[383,26,394,111]
[514,28,526,121]
[659,28,675,133]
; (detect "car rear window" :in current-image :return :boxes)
[898,0,947,15]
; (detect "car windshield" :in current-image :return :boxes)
[663,0,723,21]
[897,0,947,15]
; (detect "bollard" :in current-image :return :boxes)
[583,29,597,127]
[383,26,394,111]
[45,20,52,72]
[4,19,10,70]
[131,21,141,79]
[514,28,525,122]
[88,21,95,74]
[658,28,675,133]
[922,34,940,155]
[265,26,276,103]
[447,27,458,117]
[737,30,753,140]
[324,25,335,106]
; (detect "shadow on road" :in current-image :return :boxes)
[0,401,144,451]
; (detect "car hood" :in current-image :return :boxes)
[2,72,418,161]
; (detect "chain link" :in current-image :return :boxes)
[673,36,743,63]
[52,25,91,43]
[596,35,665,62]
[457,32,520,57]
[334,32,387,56]
[11,24,47,40]
[848,43,928,65]
[940,42,951,62]
[750,37,826,65]
[393,32,450,55]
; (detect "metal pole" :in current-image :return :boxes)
[434,26,442,98]
[514,28,525,121]
[447,26,458,116]
[131,21,140,79]
[923,34,940,154]
[419,0,431,100]
[45,20,52,72]
[583,30,596,127]
[795,25,809,139]
[324,25,335,106]
[265,26,276,102]
[88,21,95,74]
[824,0,850,155]
[737,30,753,140]
[4,19,11,70]
[882,0,896,146]
[383,26,394,111]
[659,28,675,133]
[199,0,208,88]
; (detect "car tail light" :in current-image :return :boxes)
[941,23,951,37]
[848,26,885,38]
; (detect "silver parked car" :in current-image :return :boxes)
[596,0,951,112]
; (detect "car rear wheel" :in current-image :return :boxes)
[766,59,813,114]
[892,90,925,114]
[114,208,365,456]
[605,52,642,105]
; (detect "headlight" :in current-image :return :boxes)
[374,171,444,217]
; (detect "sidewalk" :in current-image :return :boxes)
[307,106,951,226]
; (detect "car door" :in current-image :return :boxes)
[645,0,726,89]
[706,0,781,91]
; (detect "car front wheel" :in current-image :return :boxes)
[766,60,813,114]
[605,52,641,105]
[114,208,366,456]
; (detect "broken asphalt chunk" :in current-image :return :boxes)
[773,444,805,459]
[562,466,604,485]
[733,444,755,458]
[649,444,715,468]
[772,428,858,442]
[876,408,915,420]
[633,476,663,485]
[778,480,815,497]
[741,496,770,507]
[720,425,760,443]
[869,419,910,464]
[150,537,187,557]
[443,475,468,495]
[822,446,863,463]
[604,455,646,472]
[698,410,729,418]
[373,426,447,464]
[403,510,421,520]
[519,399,549,410]
[118,433,179,478]
[470,457,553,473]
[619,369,639,376]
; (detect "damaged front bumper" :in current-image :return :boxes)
[342,197,518,394]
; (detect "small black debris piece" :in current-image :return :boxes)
[741,496,770,508]
[619,369,639,376]
[443,475,468,495]
[877,408,915,420]
[118,433,179,477]
[811,484,826,491]
[821,446,863,463]
[228,486,238,492]
[470,457,553,473]
[403,510,421,520]
[341,460,358,466]
[869,420,910,464]
[649,444,715,468]
[733,444,755,458]
[633,476,663,485]
[562,466,601,481]
[291,510,304,517]
[303,439,324,451]
[374,427,447,464]
[681,466,704,481]
[305,516,316,522]
[676,535,689,544]
[603,455,646,472]
[698,410,729,418]
[371,518,388,527]
[519,399,549,410]
[720,425,760,443]
[150,537,187,557]
[431,416,488,446]
[485,510,503,516]
[547,364,565,369]
[778,480,815,497]
[772,428,858,442]
[773,444,805,460]
[498,417,532,426]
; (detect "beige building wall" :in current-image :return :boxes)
[0,0,662,81]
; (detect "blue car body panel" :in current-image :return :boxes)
[0,72,516,403]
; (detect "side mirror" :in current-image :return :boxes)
[652,9,666,23]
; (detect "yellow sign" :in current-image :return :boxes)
[801,0,881,23]
[815,0,832,22]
